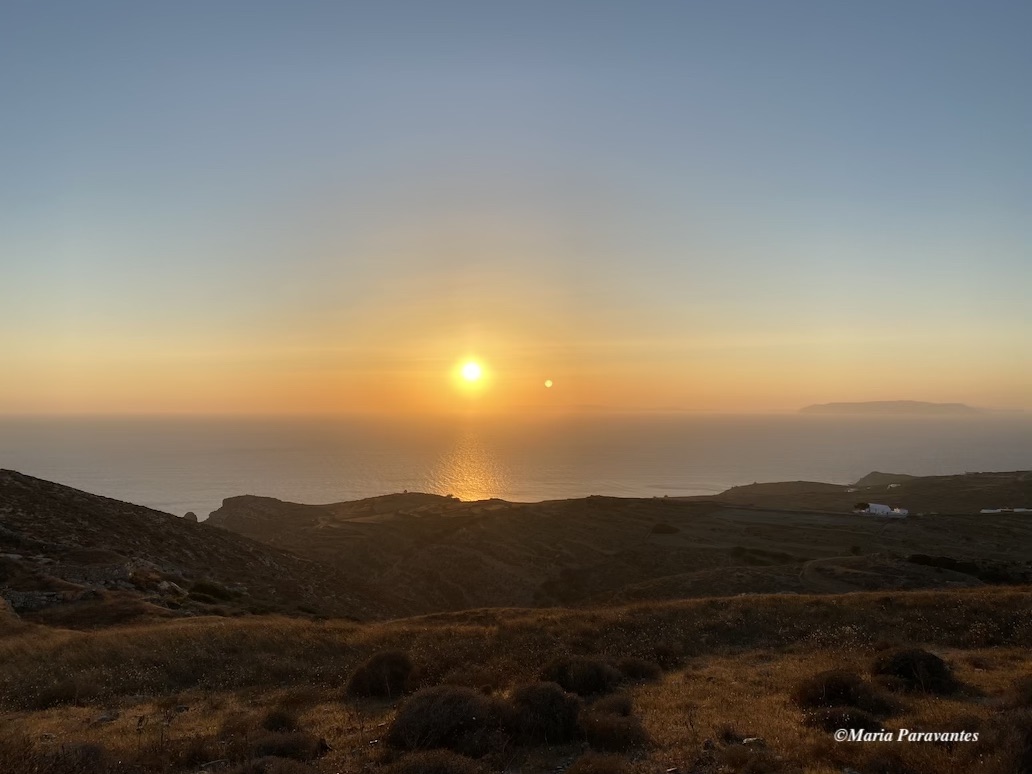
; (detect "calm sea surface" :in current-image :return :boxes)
[1,414,1029,519]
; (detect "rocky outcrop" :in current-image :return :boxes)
[1,589,95,613]
[50,563,131,586]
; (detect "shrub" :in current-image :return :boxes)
[509,682,582,744]
[384,750,490,774]
[579,711,649,752]
[261,707,301,732]
[804,706,883,732]
[870,648,957,694]
[791,670,894,716]
[541,656,623,697]
[716,723,743,745]
[614,657,662,681]
[592,692,633,717]
[250,732,326,761]
[385,686,513,758]
[566,752,633,774]
[346,650,414,699]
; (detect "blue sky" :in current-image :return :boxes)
[2,1,1030,412]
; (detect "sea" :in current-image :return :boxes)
[1,414,1029,520]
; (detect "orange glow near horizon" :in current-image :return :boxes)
[3,265,1030,416]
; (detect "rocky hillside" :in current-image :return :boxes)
[6,468,1032,628]
[0,470,382,626]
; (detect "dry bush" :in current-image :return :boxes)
[250,731,326,761]
[870,648,957,694]
[592,692,633,717]
[383,750,490,774]
[579,711,649,752]
[541,656,623,697]
[385,686,513,758]
[804,706,883,732]
[791,669,895,716]
[614,657,662,681]
[261,707,301,732]
[715,723,745,745]
[508,681,582,744]
[346,650,414,699]
[566,752,633,774]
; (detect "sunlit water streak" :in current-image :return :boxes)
[0,414,1029,519]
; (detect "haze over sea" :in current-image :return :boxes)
[2,414,1029,520]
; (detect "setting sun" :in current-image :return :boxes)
[461,362,483,382]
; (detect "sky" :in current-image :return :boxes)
[2,0,1030,414]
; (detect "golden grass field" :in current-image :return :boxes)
[2,586,1031,773]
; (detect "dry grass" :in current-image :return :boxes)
[383,750,489,774]
[566,752,634,774]
[1,587,1032,772]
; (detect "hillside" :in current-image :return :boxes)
[800,400,979,414]
[3,471,1032,774]
[0,470,382,625]
[206,471,1032,615]
[705,469,1032,514]
[6,469,1031,628]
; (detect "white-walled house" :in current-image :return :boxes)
[853,502,908,518]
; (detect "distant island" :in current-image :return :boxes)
[800,400,979,415]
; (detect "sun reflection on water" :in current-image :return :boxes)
[429,425,509,501]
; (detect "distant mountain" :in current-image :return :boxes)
[800,401,978,415]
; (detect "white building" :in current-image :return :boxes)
[854,502,908,518]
